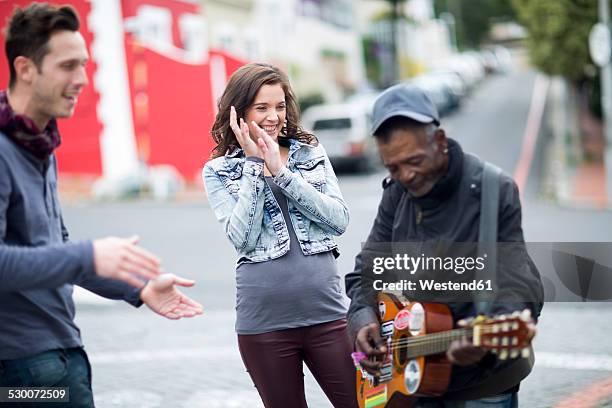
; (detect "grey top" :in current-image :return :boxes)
[0,132,142,360]
[235,177,347,334]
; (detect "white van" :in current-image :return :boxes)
[302,97,379,172]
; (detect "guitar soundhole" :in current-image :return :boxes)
[397,334,408,366]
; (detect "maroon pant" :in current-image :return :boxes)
[237,319,357,408]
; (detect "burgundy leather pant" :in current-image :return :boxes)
[238,319,357,408]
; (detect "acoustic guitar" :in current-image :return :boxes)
[353,292,534,408]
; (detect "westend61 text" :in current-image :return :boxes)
[373,279,493,292]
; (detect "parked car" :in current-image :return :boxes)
[432,53,485,93]
[488,45,513,73]
[480,49,501,74]
[406,75,457,116]
[302,97,379,172]
[427,69,468,101]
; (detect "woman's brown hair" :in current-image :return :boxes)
[210,63,317,159]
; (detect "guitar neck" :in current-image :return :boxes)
[398,328,474,359]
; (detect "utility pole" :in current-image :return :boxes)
[440,12,457,52]
[448,0,463,50]
[389,0,400,84]
[596,0,612,205]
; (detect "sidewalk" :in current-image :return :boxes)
[570,162,606,208]
[58,176,207,205]
[570,100,607,208]
[544,77,609,210]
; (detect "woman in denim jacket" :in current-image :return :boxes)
[203,63,356,407]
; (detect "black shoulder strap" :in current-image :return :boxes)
[476,160,502,315]
[448,159,535,399]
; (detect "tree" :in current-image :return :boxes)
[382,0,407,83]
[433,0,517,49]
[512,0,598,83]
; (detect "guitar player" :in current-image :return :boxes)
[345,85,543,408]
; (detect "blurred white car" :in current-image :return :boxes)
[432,53,485,92]
[302,97,379,172]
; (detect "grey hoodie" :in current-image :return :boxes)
[0,132,141,360]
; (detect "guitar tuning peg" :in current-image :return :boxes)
[521,309,532,321]
[510,349,520,359]
[521,347,531,358]
[500,349,509,360]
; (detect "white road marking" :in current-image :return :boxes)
[89,346,238,365]
[513,74,550,195]
[536,351,612,372]
[90,348,612,372]
[182,390,264,408]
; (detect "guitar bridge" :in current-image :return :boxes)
[378,362,393,382]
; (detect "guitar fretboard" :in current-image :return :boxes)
[391,327,473,359]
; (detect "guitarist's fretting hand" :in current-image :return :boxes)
[355,322,388,376]
[446,316,537,366]
[447,318,486,365]
[446,337,487,366]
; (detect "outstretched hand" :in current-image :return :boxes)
[140,273,204,320]
[93,235,161,288]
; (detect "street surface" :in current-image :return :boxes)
[64,62,612,407]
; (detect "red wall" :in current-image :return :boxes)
[0,1,246,181]
[0,0,103,176]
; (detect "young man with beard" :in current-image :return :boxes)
[0,4,203,406]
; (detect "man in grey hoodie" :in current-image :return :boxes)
[0,4,203,406]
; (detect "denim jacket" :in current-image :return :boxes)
[203,139,349,264]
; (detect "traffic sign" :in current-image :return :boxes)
[589,22,612,67]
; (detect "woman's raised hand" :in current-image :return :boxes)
[251,121,283,176]
[230,106,261,158]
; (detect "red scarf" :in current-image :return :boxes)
[0,90,61,160]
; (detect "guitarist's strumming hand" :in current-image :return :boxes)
[355,322,388,376]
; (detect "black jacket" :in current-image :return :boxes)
[345,139,543,397]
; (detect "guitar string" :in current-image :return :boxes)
[385,340,526,352]
[386,330,470,346]
[387,329,516,345]
[387,330,521,347]
[385,328,524,349]
[386,326,502,342]
[387,340,525,351]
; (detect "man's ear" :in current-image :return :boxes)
[13,56,36,85]
[434,127,447,150]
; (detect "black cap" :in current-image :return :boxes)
[371,84,440,135]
